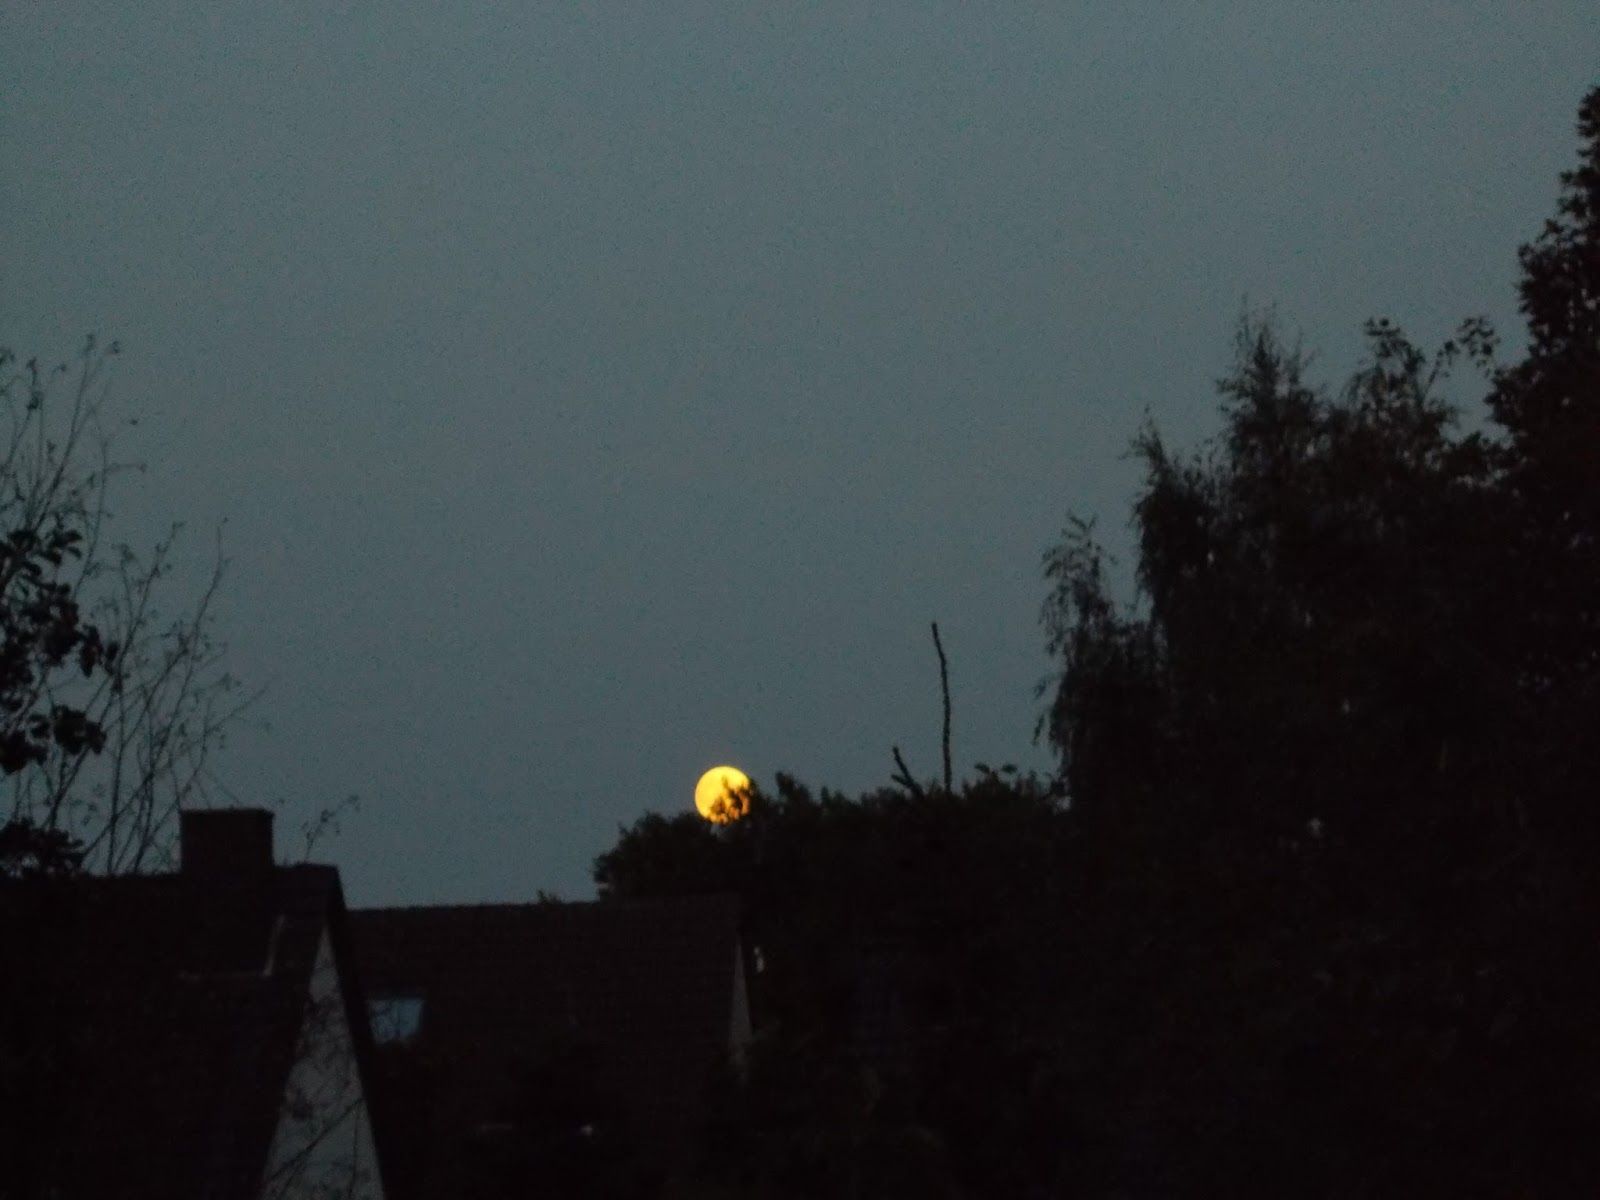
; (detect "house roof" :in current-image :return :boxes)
[348,894,743,1194]
[0,861,384,1199]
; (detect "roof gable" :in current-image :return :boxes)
[0,864,372,1199]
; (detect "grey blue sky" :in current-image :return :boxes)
[5,5,1596,903]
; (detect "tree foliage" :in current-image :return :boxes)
[593,87,1600,1197]
[0,339,243,876]
[598,773,1076,1197]
[1036,87,1600,1195]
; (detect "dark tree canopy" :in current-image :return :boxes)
[1046,317,1518,849]
[1036,86,1600,1195]
[597,773,1077,1197]
[596,88,1600,1198]
[1490,86,1600,549]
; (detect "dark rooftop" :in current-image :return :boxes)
[348,894,745,1196]
[0,861,348,1198]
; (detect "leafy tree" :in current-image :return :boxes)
[1048,316,1518,850]
[594,86,1600,1198]
[1481,86,1600,881]
[0,338,243,876]
[1489,86,1600,592]
[1039,87,1600,1196]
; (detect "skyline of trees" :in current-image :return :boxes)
[2,74,1595,1200]
[596,84,1600,1197]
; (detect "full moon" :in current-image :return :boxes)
[694,765,751,824]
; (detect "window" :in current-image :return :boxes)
[368,993,424,1044]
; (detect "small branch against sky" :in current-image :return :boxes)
[889,745,923,799]
[887,622,954,796]
[932,621,952,793]
[299,793,361,863]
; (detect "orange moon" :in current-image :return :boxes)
[694,765,751,824]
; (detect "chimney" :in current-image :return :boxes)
[180,808,275,880]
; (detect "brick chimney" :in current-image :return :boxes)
[180,808,275,879]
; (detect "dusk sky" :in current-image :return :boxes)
[5,6,1596,904]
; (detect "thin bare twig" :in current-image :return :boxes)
[931,621,951,792]
[890,746,924,798]
[0,340,246,873]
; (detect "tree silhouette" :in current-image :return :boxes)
[0,337,243,877]
[1036,86,1600,1195]
[597,773,1075,1197]
[0,338,249,1198]
[1482,86,1600,892]
[599,86,1600,1197]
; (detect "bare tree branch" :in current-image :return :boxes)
[0,337,245,876]
[931,621,952,792]
[890,745,924,798]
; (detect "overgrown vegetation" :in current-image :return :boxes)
[596,87,1600,1197]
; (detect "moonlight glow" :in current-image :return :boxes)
[694,765,751,824]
